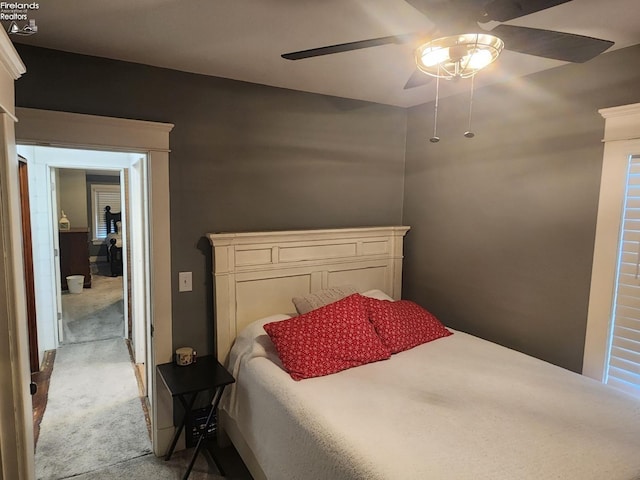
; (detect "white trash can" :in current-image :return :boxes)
[66,275,84,294]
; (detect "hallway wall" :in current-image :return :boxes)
[58,169,88,229]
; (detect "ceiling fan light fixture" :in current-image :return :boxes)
[416,33,504,79]
[420,46,450,67]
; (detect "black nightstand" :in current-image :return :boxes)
[157,355,235,480]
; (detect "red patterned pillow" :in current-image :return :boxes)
[263,294,391,380]
[366,298,452,353]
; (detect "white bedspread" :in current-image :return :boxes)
[223,320,640,480]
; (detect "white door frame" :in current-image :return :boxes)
[0,30,31,480]
[14,107,175,457]
[584,103,640,380]
[48,166,64,344]
[129,156,151,366]
[18,147,136,354]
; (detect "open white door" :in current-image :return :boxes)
[129,155,151,396]
[48,167,64,344]
[119,168,130,342]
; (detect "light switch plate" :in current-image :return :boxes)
[178,271,192,292]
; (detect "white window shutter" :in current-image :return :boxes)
[608,156,640,397]
[91,185,121,240]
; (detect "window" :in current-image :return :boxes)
[606,154,640,397]
[91,184,121,241]
[584,104,640,400]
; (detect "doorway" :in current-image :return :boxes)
[18,145,154,475]
[57,168,126,346]
[14,106,174,460]
[18,146,150,382]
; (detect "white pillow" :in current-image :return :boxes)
[291,285,358,314]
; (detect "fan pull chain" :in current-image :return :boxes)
[430,66,441,143]
[464,74,475,138]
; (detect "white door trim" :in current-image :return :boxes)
[0,29,30,480]
[584,102,640,380]
[15,107,175,456]
[129,157,150,365]
[19,147,136,356]
[0,113,34,480]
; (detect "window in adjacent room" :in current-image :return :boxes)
[90,184,121,242]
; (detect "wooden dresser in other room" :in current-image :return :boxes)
[59,229,91,290]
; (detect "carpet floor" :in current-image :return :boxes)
[39,267,252,479]
[60,273,124,344]
[70,445,253,479]
[35,338,152,480]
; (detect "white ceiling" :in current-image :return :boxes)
[11,0,640,107]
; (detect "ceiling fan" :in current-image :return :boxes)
[281,0,615,89]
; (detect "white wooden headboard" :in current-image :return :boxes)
[207,226,410,364]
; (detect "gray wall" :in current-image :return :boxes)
[14,45,407,356]
[15,43,640,373]
[403,44,640,373]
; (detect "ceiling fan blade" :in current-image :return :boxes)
[282,34,417,60]
[492,24,614,63]
[481,0,572,23]
[404,69,433,89]
[404,0,476,32]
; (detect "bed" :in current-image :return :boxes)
[206,226,640,480]
[105,205,123,277]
